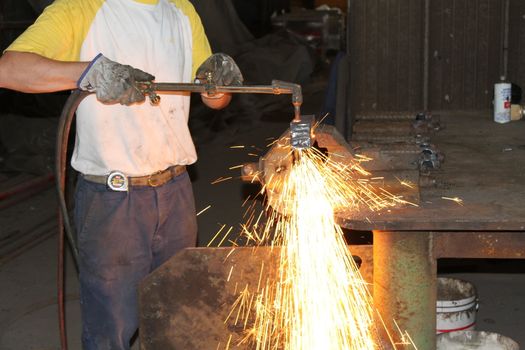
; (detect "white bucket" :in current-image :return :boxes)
[437,330,520,350]
[436,277,478,334]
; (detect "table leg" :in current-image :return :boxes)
[373,231,436,349]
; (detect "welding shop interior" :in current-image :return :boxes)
[2,0,525,349]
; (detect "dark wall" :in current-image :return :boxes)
[0,0,38,51]
[348,0,525,113]
[0,0,68,118]
[349,0,424,113]
[232,0,290,38]
[507,0,525,98]
[428,0,504,110]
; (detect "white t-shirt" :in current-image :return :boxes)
[8,0,212,176]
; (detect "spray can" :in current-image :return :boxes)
[494,77,511,123]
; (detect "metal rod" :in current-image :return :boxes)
[147,79,302,121]
[501,0,510,79]
[423,0,430,111]
[151,83,277,94]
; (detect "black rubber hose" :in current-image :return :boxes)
[55,89,89,350]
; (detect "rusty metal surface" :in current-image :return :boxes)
[353,120,440,137]
[313,125,429,184]
[351,142,431,171]
[139,245,373,349]
[337,111,525,231]
[434,231,525,259]
[350,112,442,171]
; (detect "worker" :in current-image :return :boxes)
[0,0,243,349]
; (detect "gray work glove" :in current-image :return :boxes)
[195,53,243,87]
[78,54,155,105]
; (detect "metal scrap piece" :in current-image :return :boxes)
[290,115,315,149]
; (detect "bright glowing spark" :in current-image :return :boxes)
[230,145,245,149]
[227,265,234,282]
[207,224,226,247]
[225,334,233,350]
[211,176,233,184]
[196,205,211,216]
[441,196,464,205]
[217,226,234,247]
[354,153,373,162]
[229,165,244,170]
[395,175,415,189]
[400,181,415,188]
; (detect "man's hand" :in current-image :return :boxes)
[78,54,154,105]
[196,53,243,110]
[195,53,243,87]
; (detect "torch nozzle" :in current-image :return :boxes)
[266,81,313,149]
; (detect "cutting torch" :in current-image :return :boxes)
[139,79,313,149]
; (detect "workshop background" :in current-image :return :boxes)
[1,0,525,349]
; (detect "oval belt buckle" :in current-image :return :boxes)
[147,170,163,187]
[107,171,128,192]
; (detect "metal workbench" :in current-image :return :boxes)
[336,111,525,349]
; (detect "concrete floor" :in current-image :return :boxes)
[1,76,525,349]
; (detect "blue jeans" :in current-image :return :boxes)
[74,171,197,350]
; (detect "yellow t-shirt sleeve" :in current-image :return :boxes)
[5,0,102,62]
[9,0,211,73]
[171,0,212,77]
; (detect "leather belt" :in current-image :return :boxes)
[82,165,186,188]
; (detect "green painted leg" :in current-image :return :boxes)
[373,231,436,349]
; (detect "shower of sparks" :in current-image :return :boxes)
[224,144,414,349]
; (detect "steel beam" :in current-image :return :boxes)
[434,231,525,259]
